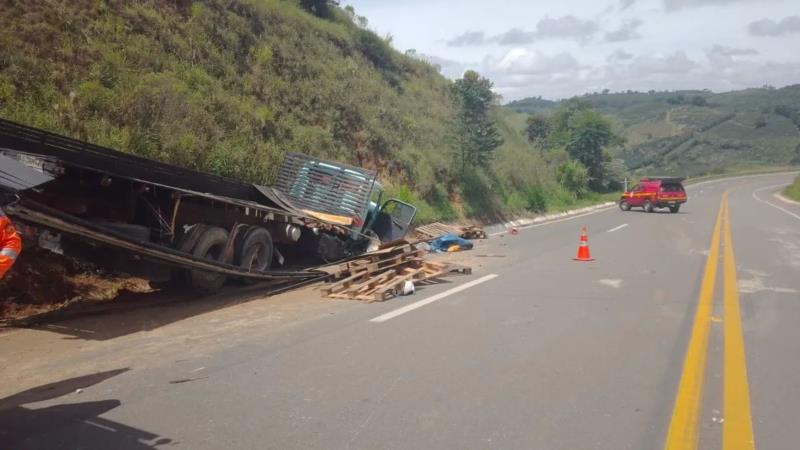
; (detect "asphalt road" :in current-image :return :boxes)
[2,172,800,450]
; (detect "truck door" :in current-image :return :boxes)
[369,199,417,243]
[627,184,643,206]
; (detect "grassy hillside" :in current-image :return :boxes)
[0,0,593,222]
[507,86,800,176]
[785,175,800,202]
[0,1,458,203]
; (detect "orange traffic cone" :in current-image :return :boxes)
[573,227,594,261]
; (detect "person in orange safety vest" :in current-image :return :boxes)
[0,207,21,279]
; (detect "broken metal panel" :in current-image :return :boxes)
[0,153,53,192]
[275,152,376,219]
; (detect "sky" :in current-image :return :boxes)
[344,0,800,102]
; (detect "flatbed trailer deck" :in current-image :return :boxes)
[0,118,380,288]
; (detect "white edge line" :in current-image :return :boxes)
[752,184,800,221]
[607,223,629,233]
[488,205,616,237]
[369,274,499,323]
[686,170,799,189]
[775,191,800,206]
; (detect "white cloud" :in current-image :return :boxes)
[604,19,643,42]
[446,31,489,47]
[609,49,635,60]
[535,15,599,43]
[630,51,697,75]
[749,15,800,36]
[445,46,800,100]
[664,0,762,11]
[445,15,600,47]
[347,0,800,100]
[493,48,582,75]
[496,28,537,45]
[418,54,468,78]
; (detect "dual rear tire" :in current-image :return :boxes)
[187,226,231,292]
[184,225,274,291]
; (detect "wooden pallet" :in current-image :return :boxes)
[322,259,471,302]
[322,245,421,279]
[414,222,461,239]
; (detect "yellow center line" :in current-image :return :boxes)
[722,195,756,450]
[664,195,725,450]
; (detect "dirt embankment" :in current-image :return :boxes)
[0,248,151,321]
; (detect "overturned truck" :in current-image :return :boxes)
[0,118,417,290]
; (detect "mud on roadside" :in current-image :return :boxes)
[0,248,152,321]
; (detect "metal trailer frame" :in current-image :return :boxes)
[0,118,341,282]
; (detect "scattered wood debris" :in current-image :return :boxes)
[459,225,487,240]
[320,244,471,302]
[414,222,487,240]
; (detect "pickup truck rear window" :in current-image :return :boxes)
[660,184,684,193]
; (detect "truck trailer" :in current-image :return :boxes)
[0,118,417,290]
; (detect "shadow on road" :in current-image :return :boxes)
[625,209,688,214]
[0,369,173,449]
[9,278,319,341]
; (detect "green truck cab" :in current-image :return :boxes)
[275,153,417,261]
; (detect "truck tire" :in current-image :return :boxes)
[643,200,654,213]
[236,226,273,275]
[619,200,630,211]
[188,226,231,291]
[669,205,680,213]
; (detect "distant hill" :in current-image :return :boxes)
[505,96,558,114]
[506,86,800,176]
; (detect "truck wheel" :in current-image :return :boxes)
[643,200,654,213]
[236,226,273,276]
[188,226,231,291]
[619,200,630,211]
[669,205,680,213]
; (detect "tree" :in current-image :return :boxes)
[299,0,339,18]
[452,70,503,172]
[566,110,615,190]
[690,95,708,107]
[556,160,588,197]
[550,98,591,134]
[525,113,551,145]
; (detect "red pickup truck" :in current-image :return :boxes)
[619,177,687,213]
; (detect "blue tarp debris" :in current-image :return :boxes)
[430,233,473,252]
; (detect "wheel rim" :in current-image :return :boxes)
[241,241,270,271]
[243,245,261,271]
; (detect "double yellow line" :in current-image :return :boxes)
[664,193,755,450]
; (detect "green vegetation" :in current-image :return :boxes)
[0,0,621,223]
[508,86,800,177]
[784,175,800,202]
[452,70,503,173]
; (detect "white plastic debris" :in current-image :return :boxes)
[401,280,415,296]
